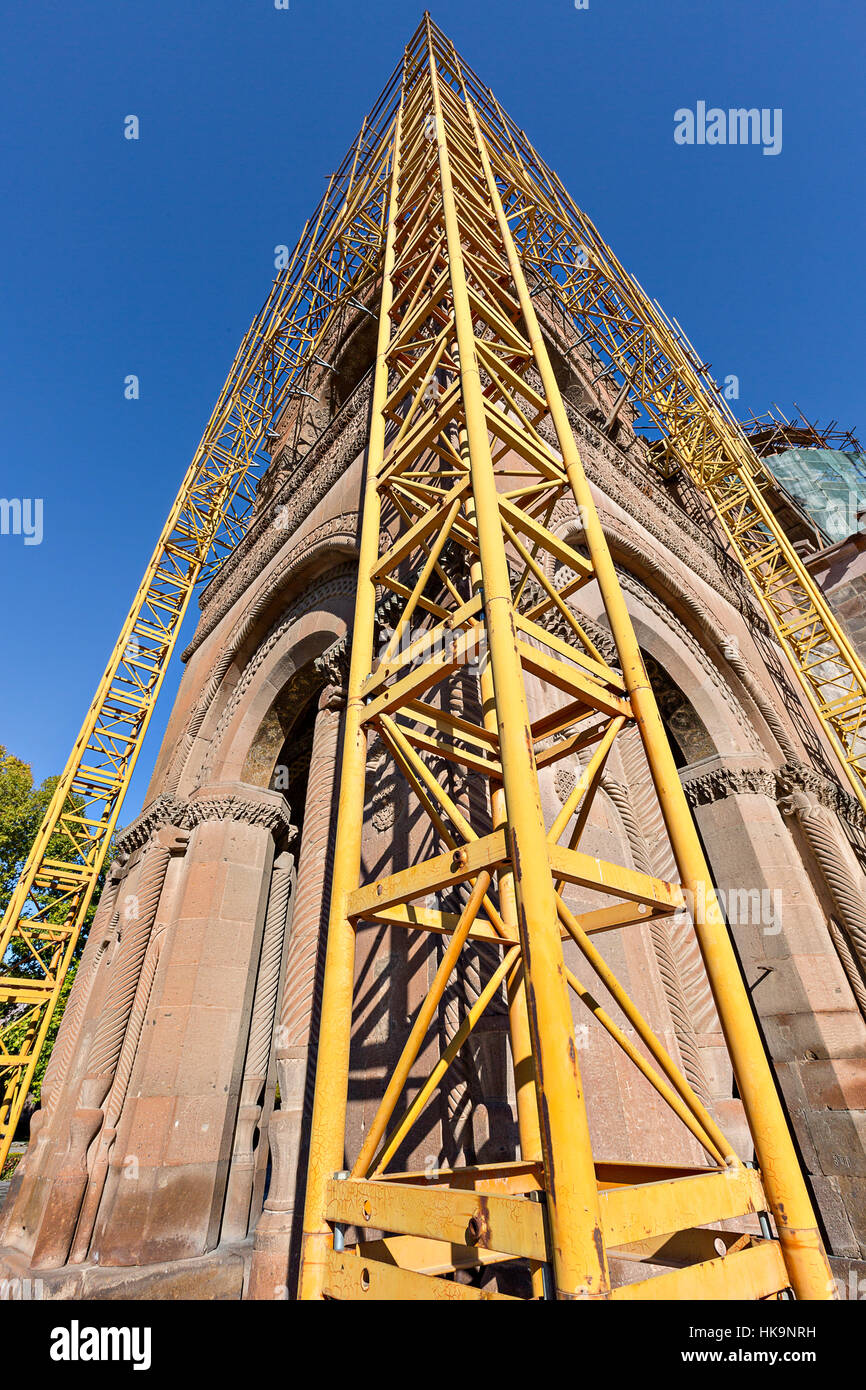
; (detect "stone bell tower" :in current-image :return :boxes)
[3,262,866,1297]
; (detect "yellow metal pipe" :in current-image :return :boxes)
[547,715,624,846]
[468,94,834,1299]
[562,963,726,1165]
[428,35,609,1299]
[377,494,464,666]
[297,101,405,1302]
[553,522,834,1297]
[376,715,510,937]
[372,946,522,1175]
[463,444,544,1173]
[352,870,492,1178]
[556,896,737,1166]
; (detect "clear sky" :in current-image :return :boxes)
[1,0,863,820]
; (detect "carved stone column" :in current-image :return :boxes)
[221,849,297,1242]
[1,796,191,1261]
[0,855,128,1248]
[247,641,346,1299]
[600,768,713,1105]
[776,763,866,1003]
[87,783,292,1268]
[682,753,866,1253]
[69,827,191,1264]
[29,833,177,1270]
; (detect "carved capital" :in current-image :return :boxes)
[155,825,191,856]
[775,760,866,834]
[680,757,777,808]
[115,794,189,855]
[186,783,297,843]
[314,636,350,708]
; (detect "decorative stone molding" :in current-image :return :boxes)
[118,788,295,855]
[186,784,296,842]
[682,764,777,808]
[600,765,713,1103]
[115,795,188,856]
[197,568,357,786]
[190,347,773,691]
[30,837,174,1270]
[776,760,866,836]
[191,369,372,641]
[365,738,402,833]
[550,521,770,756]
[776,764,866,1003]
[222,851,297,1244]
[313,635,350,702]
[528,365,762,622]
[515,572,621,670]
[554,765,575,804]
[184,513,360,663]
[552,494,855,798]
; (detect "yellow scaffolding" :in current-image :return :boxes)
[0,15,851,1299]
[296,17,835,1300]
[0,67,402,1165]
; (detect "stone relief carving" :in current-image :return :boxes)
[165,522,357,797]
[115,794,189,856]
[777,760,866,837]
[186,350,777,692]
[551,522,768,756]
[679,756,866,841]
[184,513,359,664]
[527,368,762,620]
[365,735,403,833]
[117,789,295,858]
[682,766,778,808]
[313,636,350,696]
[186,789,296,840]
[554,765,575,804]
[775,765,866,1016]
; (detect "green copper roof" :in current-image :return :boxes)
[764,448,866,544]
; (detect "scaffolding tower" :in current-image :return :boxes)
[0,15,853,1299]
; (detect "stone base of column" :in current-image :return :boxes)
[245,1199,296,1301]
[0,1242,249,1300]
[246,1050,308,1299]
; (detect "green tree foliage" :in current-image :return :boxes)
[0,745,109,1100]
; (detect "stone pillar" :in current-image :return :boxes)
[221,850,297,1242]
[247,642,346,1299]
[682,753,866,1255]
[87,783,292,1267]
[1,797,191,1260]
[30,834,175,1269]
[0,855,128,1248]
[69,827,191,1264]
[777,765,866,995]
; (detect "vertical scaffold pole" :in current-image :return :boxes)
[297,98,406,1302]
[461,88,833,1302]
[425,27,608,1300]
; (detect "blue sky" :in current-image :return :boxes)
[1,0,863,818]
